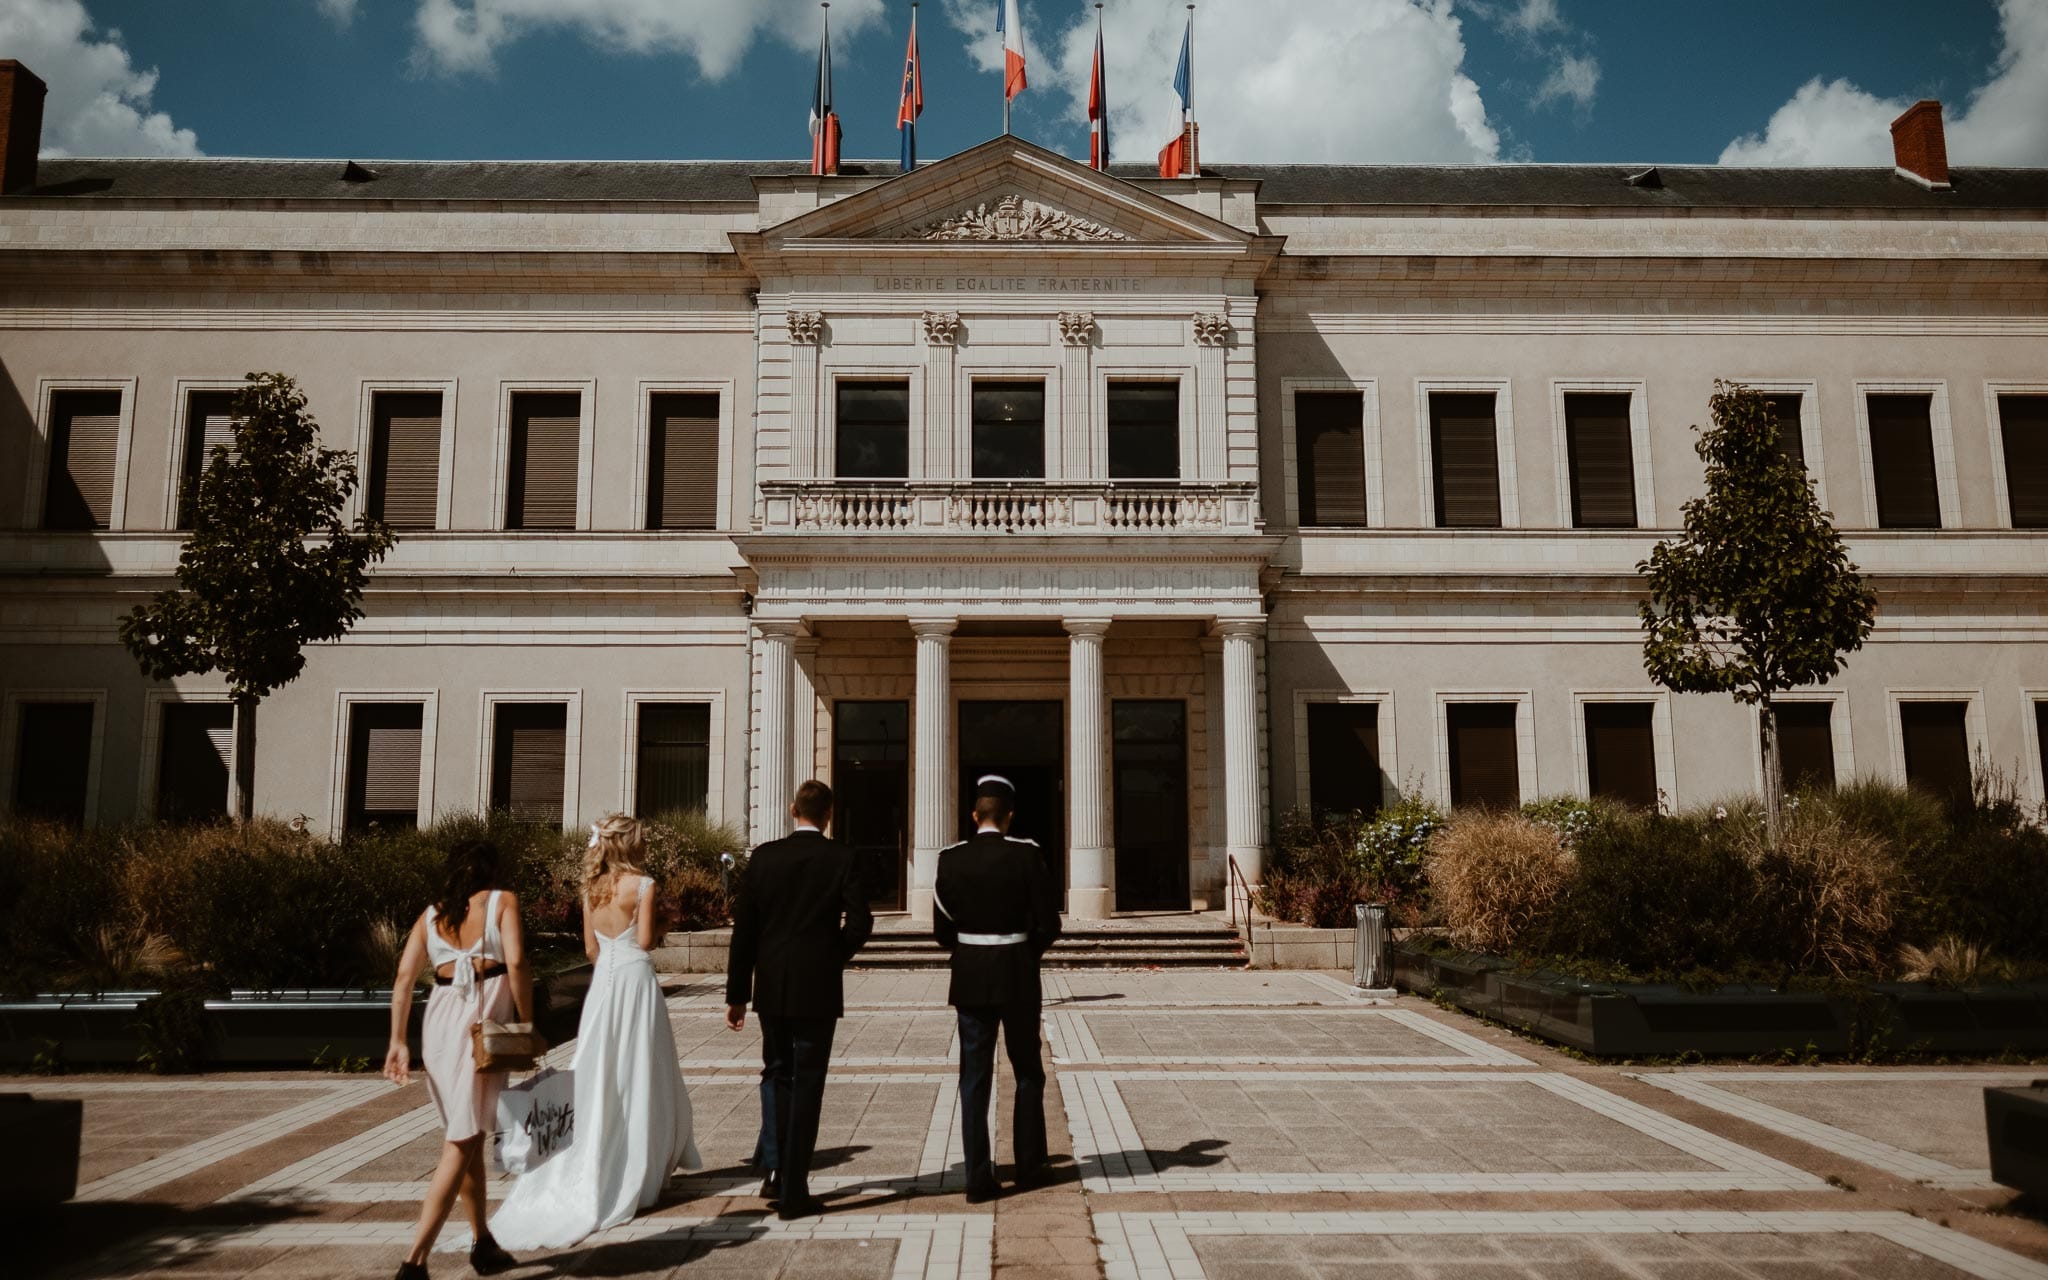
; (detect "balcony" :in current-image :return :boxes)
[757,481,1262,535]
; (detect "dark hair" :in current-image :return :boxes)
[436,838,504,935]
[973,792,1014,826]
[793,779,834,825]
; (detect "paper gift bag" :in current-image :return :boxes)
[492,1067,574,1175]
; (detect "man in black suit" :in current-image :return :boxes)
[725,779,873,1220]
[933,774,1064,1202]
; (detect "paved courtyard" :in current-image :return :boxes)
[11,968,2048,1280]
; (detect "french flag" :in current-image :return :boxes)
[1087,15,1109,169]
[809,9,840,176]
[997,0,1026,100]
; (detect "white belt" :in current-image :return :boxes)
[956,932,1028,946]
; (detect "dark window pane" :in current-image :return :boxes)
[1584,703,1657,808]
[15,702,94,825]
[971,381,1045,479]
[636,703,711,817]
[179,391,239,529]
[2038,702,2048,808]
[1899,701,1971,817]
[1763,391,1806,469]
[647,392,720,529]
[1773,702,1836,794]
[44,389,123,531]
[1112,699,1189,911]
[347,703,424,832]
[1430,392,1502,528]
[368,392,442,531]
[1867,393,1941,529]
[505,393,581,530]
[1447,703,1518,808]
[490,703,568,823]
[1307,703,1382,817]
[1296,392,1367,527]
[1107,382,1179,480]
[158,703,232,822]
[1998,394,2048,529]
[1564,392,1637,528]
[835,380,910,479]
[832,700,910,910]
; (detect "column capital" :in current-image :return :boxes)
[755,619,806,639]
[1063,617,1113,639]
[908,616,958,639]
[1211,616,1266,639]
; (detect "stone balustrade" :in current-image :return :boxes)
[758,480,1261,535]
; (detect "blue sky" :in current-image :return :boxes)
[5,0,2044,168]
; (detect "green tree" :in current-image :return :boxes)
[1638,381,1878,836]
[119,373,394,821]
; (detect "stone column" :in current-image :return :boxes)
[1065,617,1113,919]
[1192,312,1231,481]
[1058,311,1094,480]
[909,617,957,921]
[754,620,801,843]
[922,311,960,479]
[1216,618,1266,903]
[787,311,824,478]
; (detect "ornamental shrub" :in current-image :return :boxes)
[1425,810,1573,953]
[1746,811,1900,978]
[1351,795,1444,907]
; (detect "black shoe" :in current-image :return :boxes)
[760,1172,781,1203]
[964,1177,1003,1205]
[393,1264,429,1280]
[777,1194,826,1221]
[1012,1161,1050,1189]
[470,1235,517,1276]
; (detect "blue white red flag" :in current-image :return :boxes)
[1173,14,1191,113]
[810,9,838,175]
[997,0,1026,100]
[897,7,924,171]
[1088,14,1109,170]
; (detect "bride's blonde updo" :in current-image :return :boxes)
[583,813,649,909]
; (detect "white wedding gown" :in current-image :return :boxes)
[481,877,701,1250]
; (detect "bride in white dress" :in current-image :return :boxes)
[484,813,700,1250]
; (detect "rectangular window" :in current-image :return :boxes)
[833,700,911,910]
[1773,702,1836,794]
[2038,701,2048,806]
[1867,393,1942,529]
[1998,394,2048,529]
[13,701,94,825]
[1106,381,1180,480]
[157,703,232,822]
[504,392,581,530]
[1583,702,1657,808]
[346,703,424,832]
[1430,392,1502,528]
[1295,391,1367,527]
[1563,392,1638,528]
[1899,701,1971,816]
[971,380,1045,479]
[1763,391,1806,469]
[179,390,239,529]
[367,392,443,531]
[646,392,720,528]
[490,703,568,823]
[834,380,911,480]
[1306,702,1381,817]
[43,389,123,530]
[1445,703,1518,808]
[635,702,711,817]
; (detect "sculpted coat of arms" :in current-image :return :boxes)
[913,194,1130,242]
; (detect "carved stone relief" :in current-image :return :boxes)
[913,194,1130,242]
[1057,311,1096,346]
[921,311,962,346]
[787,310,824,344]
[1192,313,1231,347]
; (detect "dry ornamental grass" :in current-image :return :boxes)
[1425,810,1575,954]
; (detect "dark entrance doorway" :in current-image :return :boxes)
[957,700,1065,887]
[832,700,909,911]
[1113,700,1190,911]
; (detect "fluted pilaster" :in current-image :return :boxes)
[1065,617,1112,918]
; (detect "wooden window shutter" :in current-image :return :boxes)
[348,703,424,830]
[1899,701,1971,816]
[15,702,95,826]
[1295,392,1367,527]
[44,390,122,530]
[369,392,442,531]
[1307,702,1382,816]
[491,703,568,824]
[179,391,240,529]
[1446,703,1519,808]
[1772,702,1836,794]
[1564,392,1638,528]
[636,702,712,816]
[506,393,581,530]
[1867,393,1941,529]
[1430,392,1502,528]
[157,703,232,822]
[1583,703,1657,807]
[1764,391,1805,469]
[1997,394,2048,529]
[646,393,720,530]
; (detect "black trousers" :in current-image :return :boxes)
[757,1015,837,1200]
[956,1001,1047,1184]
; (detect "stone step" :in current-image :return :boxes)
[851,948,1249,970]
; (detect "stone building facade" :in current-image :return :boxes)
[2,72,2045,919]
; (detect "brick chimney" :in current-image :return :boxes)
[0,61,47,194]
[1890,99,1949,189]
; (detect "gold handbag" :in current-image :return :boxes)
[471,1019,547,1073]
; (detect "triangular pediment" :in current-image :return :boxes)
[758,136,1253,248]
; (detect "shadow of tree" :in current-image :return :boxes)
[10,1199,317,1279]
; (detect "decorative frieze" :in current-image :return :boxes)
[1058,311,1097,346]
[786,310,824,344]
[921,310,962,346]
[914,194,1131,242]
[1192,313,1231,346]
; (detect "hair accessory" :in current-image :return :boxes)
[588,825,603,848]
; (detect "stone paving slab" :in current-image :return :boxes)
[1046,1007,1530,1066]
[669,1010,960,1068]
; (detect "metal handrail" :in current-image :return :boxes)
[1226,853,1252,929]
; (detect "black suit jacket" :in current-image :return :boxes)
[725,829,873,1021]
[932,830,1064,1008]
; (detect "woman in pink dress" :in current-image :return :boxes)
[383,838,533,1279]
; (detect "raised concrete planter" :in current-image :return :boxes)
[654,928,732,975]
[1243,922,1354,970]
[1985,1082,2048,1198]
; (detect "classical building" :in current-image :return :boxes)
[2,61,2045,919]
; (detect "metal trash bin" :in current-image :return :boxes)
[1353,903,1395,995]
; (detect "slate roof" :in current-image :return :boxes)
[17,156,2048,212]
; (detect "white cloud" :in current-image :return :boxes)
[1533,50,1598,109]
[409,0,887,79]
[0,0,200,156]
[1030,0,1500,165]
[1505,0,1563,38]
[1721,0,2048,166]
[314,0,358,28]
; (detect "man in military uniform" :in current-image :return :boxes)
[933,774,1064,1202]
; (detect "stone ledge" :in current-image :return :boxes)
[654,928,732,975]
[1244,922,1357,971]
